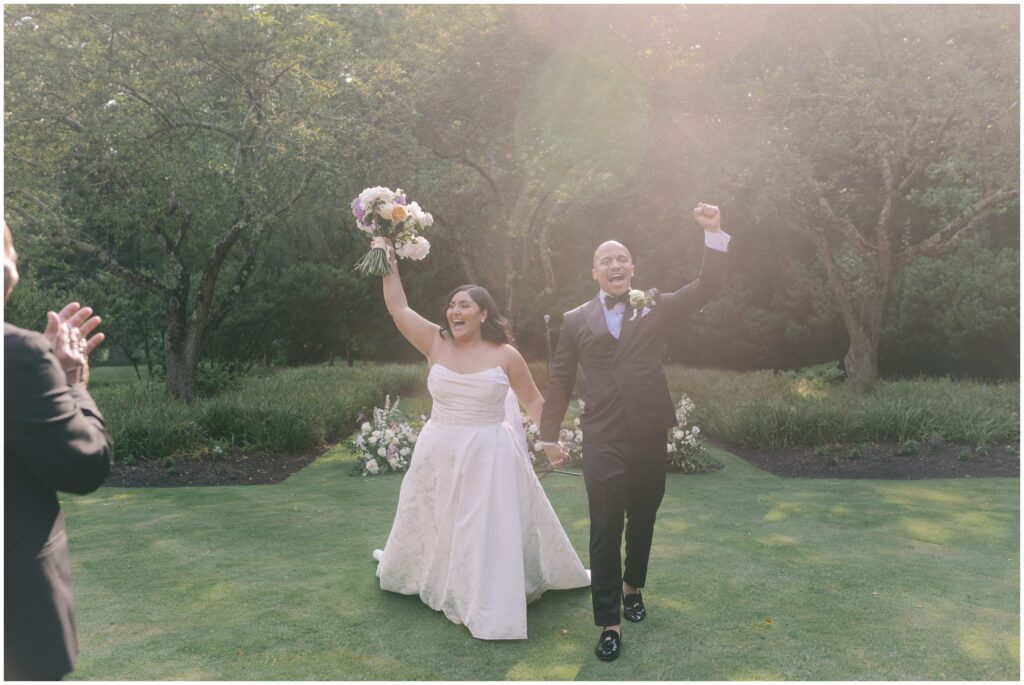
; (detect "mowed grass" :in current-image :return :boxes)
[63,447,1018,679]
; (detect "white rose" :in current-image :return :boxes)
[667,443,676,452]
[361,422,371,432]
[674,430,685,440]
[367,435,378,445]
[359,186,396,208]
[419,211,434,227]
[404,201,425,223]
[395,237,430,261]
[377,447,387,457]
[365,459,380,474]
[400,447,411,456]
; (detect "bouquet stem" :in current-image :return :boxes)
[354,247,393,276]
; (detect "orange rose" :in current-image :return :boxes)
[390,204,408,221]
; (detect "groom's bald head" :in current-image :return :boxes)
[592,240,632,266]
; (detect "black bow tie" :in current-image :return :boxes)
[604,293,629,309]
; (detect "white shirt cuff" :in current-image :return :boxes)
[704,230,731,252]
[537,440,559,447]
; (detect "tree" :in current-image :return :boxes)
[4,5,365,400]
[704,5,1019,390]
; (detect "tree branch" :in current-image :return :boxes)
[898,187,1019,266]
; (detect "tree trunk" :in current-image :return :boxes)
[844,323,879,393]
[163,295,200,402]
[164,345,198,403]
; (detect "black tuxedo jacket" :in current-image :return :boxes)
[4,323,112,679]
[540,245,728,444]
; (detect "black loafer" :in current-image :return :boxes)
[623,592,646,623]
[595,629,621,661]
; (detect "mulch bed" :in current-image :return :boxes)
[104,448,325,488]
[711,439,1019,480]
[103,440,1019,488]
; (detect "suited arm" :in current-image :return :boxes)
[659,237,730,321]
[7,333,112,495]
[538,314,579,442]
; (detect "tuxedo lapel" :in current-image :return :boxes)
[582,296,613,342]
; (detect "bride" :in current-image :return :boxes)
[368,236,590,640]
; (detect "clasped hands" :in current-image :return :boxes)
[542,442,569,469]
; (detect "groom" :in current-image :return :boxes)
[539,204,730,661]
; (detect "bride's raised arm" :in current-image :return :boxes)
[373,236,440,358]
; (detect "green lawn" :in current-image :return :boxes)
[62,446,1018,680]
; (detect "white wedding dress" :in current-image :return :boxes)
[374,363,590,640]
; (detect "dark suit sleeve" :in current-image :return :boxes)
[539,312,579,442]
[6,331,112,494]
[658,243,729,322]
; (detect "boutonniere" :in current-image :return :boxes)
[627,289,658,321]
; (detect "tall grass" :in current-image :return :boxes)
[665,368,1019,448]
[90,363,1018,461]
[90,364,424,462]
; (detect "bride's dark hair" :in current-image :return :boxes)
[440,285,513,345]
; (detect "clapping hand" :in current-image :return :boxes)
[44,302,105,387]
[693,203,721,233]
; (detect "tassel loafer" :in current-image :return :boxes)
[595,629,621,661]
[623,592,646,623]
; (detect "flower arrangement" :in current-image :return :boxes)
[627,288,658,320]
[350,186,434,276]
[349,395,422,476]
[666,395,722,474]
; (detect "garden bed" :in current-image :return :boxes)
[103,439,1018,487]
[714,439,1018,479]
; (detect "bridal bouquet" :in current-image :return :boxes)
[349,395,423,476]
[350,186,434,276]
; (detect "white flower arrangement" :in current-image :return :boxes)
[349,395,422,476]
[667,395,719,474]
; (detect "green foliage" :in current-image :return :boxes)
[896,440,920,457]
[796,361,846,385]
[90,364,423,462]
[882,233,1019,379]
[3,4,1018,384]
[666,367,1019,449]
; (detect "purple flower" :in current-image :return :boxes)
[351,197,365,219]
[394,193,406,206]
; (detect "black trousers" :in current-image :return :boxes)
[582,433,668,627]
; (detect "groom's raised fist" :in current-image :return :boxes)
[693,203,721,233]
